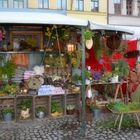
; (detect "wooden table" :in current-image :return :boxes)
[90,81,125,102]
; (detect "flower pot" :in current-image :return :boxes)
[111,75,119,83]
[93,108,101,120]
[66,109,75,115]
[85,39,93,49]
[36,112,45,119]
[3,113,12,122]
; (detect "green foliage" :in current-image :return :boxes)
[72,74,81,82]
[101,72,112,82]
[97,115,137,129]
[36,106,46,113]
[2,83,19,95]
[84,29,94,40]
[51,101,63,113]
[2,107,14,114]
[0,61,16,80]
[72,70,92,83]
[112,59,129,77]
[19,99,32,111]
[45,26,70,41]
[107,102,140,112]
[71,50,82,68]
[93,33,103,59]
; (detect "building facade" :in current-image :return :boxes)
[0,0,107,24]
[108,0,140,37]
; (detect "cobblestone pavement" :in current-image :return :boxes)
[0,113,140,140]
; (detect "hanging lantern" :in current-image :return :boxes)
[67,42,76,52]
[85,38,93,49]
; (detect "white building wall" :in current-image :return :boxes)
[108,0,140,38]
[121,0,127,15]
[133,0,139,16]
[108,0,114,14]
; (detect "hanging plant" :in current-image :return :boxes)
[106,33,122,50]
[93,33,104,60]
[84,29,94,49]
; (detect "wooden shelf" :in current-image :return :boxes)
[0,92,81,122]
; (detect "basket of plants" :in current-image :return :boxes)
[107,102,140,113]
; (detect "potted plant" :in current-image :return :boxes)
[36,106,46,119]
[51,101,63,117]
[66,105,75,115]
[19,99,32,119]
[90,103,101,120]
[2,83,19,95]
[2,107,14,122]
[112,59,129,81]
[84,29,94,49]
[0,60,16,82]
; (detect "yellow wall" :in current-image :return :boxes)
[28,0,107,24]
[67,11,107,24]
[28,0,38,8]
[67,0,107,24]
[49,0,57,9]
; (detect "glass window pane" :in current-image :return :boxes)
[114,0,120,3]
[44,0,48,8]
[38,0,43,8]
[91,0,99,12]
[0,1,2,8]
[3,0,8,8]
[14,1,18,8]
[79,0,83,11]
[19,1,23,8]
[57,0,61,9]
[74,0,78,10]
[0,0,8,8]
[62,0,66,9]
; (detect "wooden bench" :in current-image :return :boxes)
[109,108,140,131]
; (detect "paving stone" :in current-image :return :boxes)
[0,114,140,140]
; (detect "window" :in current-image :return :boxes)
[73,0,84,11]
[57,0,66,10]
[91,0,99,12]
[0,0,8,8]
[113,0,121,14]
[13,0,24,8]
[38,0,49,8]
[127,0,132,15]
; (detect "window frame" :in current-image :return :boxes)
[38,0,49,9]
[113,0,121,15]
[57,0,67,10]
[13,0,26,8]
[91,0,99,12]
[0,0,8,8]
[73,0,84,11]
[126,0,132,15]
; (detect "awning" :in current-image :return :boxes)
[112,25,140,38]
[90,22,134,35]
[0,10,88,26]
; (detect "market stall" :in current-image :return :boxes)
[0,10,90,124]
[0,9,135,134]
